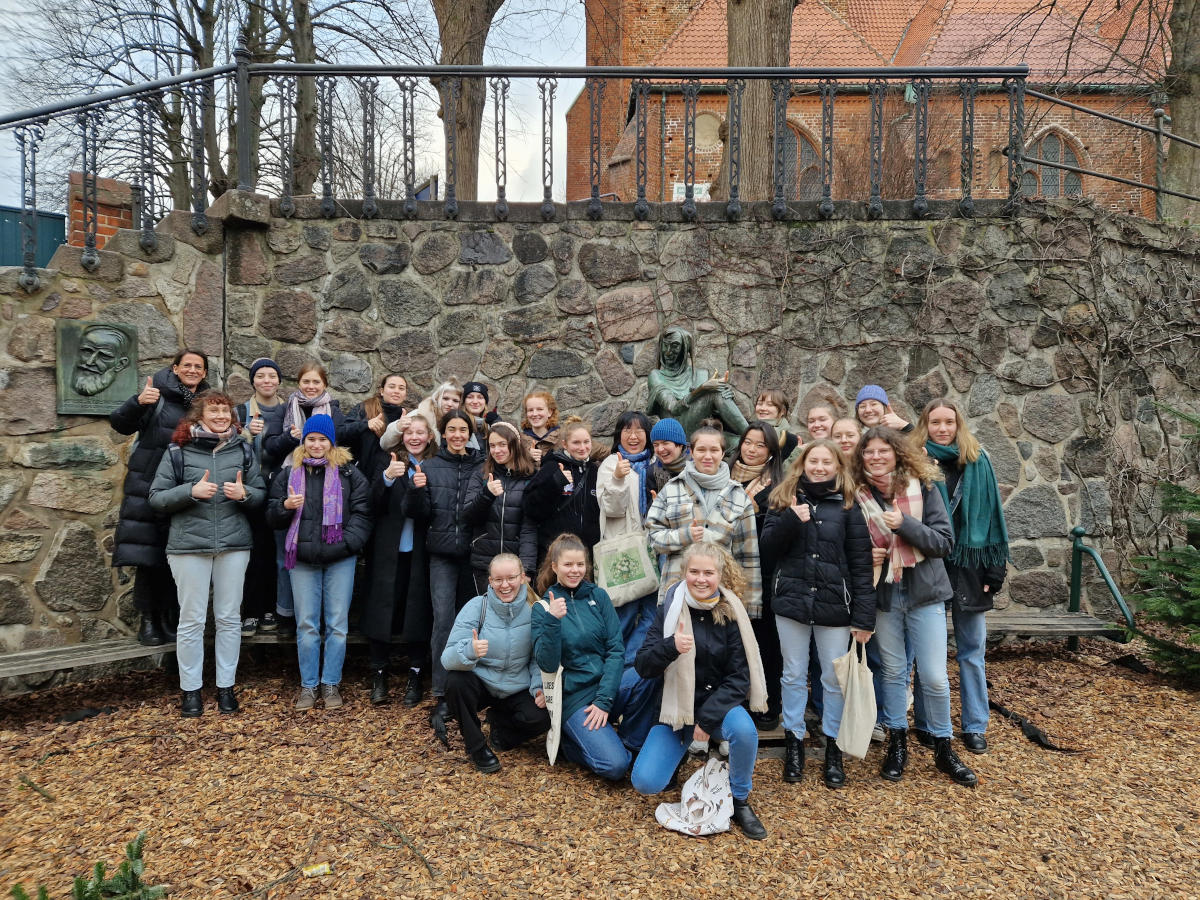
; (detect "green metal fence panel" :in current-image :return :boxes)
[0,204,66,268]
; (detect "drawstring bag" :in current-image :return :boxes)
[536,599,565,766]
[654,756,733,837]
[834,639,877,760]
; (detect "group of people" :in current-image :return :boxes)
[112,349,1011,840]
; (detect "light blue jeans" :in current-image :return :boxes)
[615,591,658,665]
[274,529,294,618]
[874,586,952,738]
[914,607,990,735]
[168,551,250,692]
[631,705,759,800]
[560,667,662,780]
[776,617,851,741]
[289,556,356,688]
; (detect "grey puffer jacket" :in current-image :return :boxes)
[148,433,265,555]
[869,481,954,612]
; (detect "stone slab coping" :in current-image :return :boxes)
[0,611,1123,686]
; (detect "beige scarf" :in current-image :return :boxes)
[659,581,767,730]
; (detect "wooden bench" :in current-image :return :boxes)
[985,608,1129,642]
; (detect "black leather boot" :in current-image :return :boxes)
[217,687,239,714]
[137,615,165,647]
[880,728,908,782]
[782,732,805,783]
[934,737,978,787]
[731,798,767,840]
[403,670,423,708]
[158,608,178,643]
[180,689,203,718]
[823,740,846,789]
[370,669,389,706]
[913,728,935,749]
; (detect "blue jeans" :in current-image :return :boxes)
[914,607,990,735]
[289,556,355,688]
[560,667,662,780]
[615,591,658,665]
[274,529,294,618]
[776,617,850,741]
[168,551,249,691]
[874,586,952,738]
[631,705,759,800]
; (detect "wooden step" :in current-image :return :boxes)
[985,609,1127,640]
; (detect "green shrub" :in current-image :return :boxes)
[1133,405,1200,684]
[10,831,166,900]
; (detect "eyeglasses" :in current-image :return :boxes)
[489,575,522,585]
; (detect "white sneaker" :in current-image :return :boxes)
[871,723,886,743]
[718,740,730,758]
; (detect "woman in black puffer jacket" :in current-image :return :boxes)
[406,410,484,729]
[760,439,876,790]
[523,417,601,564]
[110,349,210,646]
[463,422,538,589]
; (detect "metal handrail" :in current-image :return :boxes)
[1015,151,1200,205]
[1027,88,1200,152]
[1068,525,1139,650]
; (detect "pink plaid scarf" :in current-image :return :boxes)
[856,474,925,586]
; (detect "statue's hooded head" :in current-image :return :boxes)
[658,326,693,376]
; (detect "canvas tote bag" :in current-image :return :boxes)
[535,599,565,765]
[593,476,659,607]
[655,756,734,837]
[833,638,877,760]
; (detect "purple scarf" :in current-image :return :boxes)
[283,457,344,570]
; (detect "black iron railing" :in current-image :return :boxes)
[2,52,1188,294]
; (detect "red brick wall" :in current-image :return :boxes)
[68,171,135,250]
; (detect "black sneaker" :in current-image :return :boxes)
[276,615,296,640]
[180,689,203,718]
[258,612,278,634]
[469,744,501,774]
[217,686,239,714]
[241,617,258,637]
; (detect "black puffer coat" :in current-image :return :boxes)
[266,455,372,565]
[761,490,877,632]
[463,467,538,576]
[342,401,407,481]
[109,367,210,568]
[408,447,484,559]
[635,595,751,735]
[932,457,1007,614]
[523,450,600,559]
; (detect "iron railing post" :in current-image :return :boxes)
[493,77,510,221]
[1005,76,1026,212]
[79,108,103,268]
[318,75,336,218]
[275,76,296,217]
[681,79,700,221]
[633,79,649,221]
[771,78,789,220]
[234,31,253,192]
[911,77,931,217]
[867,78,886,219]
[818,78,836,219]
[400,78,417,218]
[539,76,556,221]
[359,77,378,219]
[586,78,605,219]
[135,95,159,252]
[726,78,744,221]
[1154,106,1168,220]
[1068,525,1086,651]
[15,122,44,292]
[959,78,978,217]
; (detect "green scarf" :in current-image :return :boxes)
[926,441,1010,569]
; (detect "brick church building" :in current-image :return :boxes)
[564,0,1168,217]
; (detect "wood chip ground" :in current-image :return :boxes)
[1,638,1197,899]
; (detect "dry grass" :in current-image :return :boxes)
[1,639,1197,899]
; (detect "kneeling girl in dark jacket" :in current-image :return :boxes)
[463,422,539,589]
[632,542,769,840]
[267,414,372,711]
[760,439,876,788]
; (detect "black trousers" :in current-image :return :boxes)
[750,611,783,717]
[444,670,551,753]
[133,563,178,618]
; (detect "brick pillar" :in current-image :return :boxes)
[68,172,136,250]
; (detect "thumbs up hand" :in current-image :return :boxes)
[487,472,504,496]
[367,413,387,436]
[192,469,218,500]
[471,628,489,659]
[223,469,247,501]
[546,590,567,619]
[248,413,264,436]
[138,376,160,406]
[674,618,694,655]
[284,483,304,510]
[689,514,705,544]
[412,463,426,488]
[529,446,543,465]
[558,462,573,485]
[613,456,631,480]
[384,452,406,481]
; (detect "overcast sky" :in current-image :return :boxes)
[0,1,587,209]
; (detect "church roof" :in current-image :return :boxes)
[648,0,1166,84]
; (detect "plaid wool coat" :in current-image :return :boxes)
[646,475,763,617]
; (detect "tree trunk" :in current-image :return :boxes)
[431,0,505,202]
[712,0,793,202]
[1165,0,1200,221]
[292,0,320,196]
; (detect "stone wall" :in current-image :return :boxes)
[1,194,1198,692]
